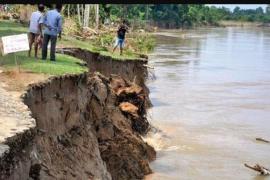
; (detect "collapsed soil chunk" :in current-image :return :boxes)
[109,75,150,134]
[119,102,139,118]
[88,73,156,180]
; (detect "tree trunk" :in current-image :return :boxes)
[95,4,99,29]
[81,4,84,25]
[123,5,127,19]
[146,4,149,20]
[83,4,90,27]
[67,4,70,18]
[77,4,81,25]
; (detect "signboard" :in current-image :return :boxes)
[1,34,29,55]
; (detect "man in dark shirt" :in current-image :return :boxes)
[113,20,128,55]
[41,4,63,61]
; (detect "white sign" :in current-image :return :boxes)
[1,34,29,55]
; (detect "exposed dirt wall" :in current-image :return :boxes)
[57,48,152,108]
[0,48,155,180]
[0,72,155,180]
[57,48,148,87]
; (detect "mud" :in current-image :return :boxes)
[0,49,155,179]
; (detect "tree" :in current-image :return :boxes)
[83,5,90,27]
[95,4,99,29]
[77,4,81,25]
[266,5,270,15]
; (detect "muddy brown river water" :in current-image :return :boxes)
[145,27,270,180]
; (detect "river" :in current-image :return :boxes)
[145,27,270,180]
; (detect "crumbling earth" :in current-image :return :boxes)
[0,72,156,180]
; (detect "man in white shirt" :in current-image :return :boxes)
[28,4,44,58]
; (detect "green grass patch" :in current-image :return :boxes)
[0,20,87,75]
[61,36,142,60]
[0,20,28,36]
[0,52,88,75]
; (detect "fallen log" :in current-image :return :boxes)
[256,138,270,143]
[82,27,98,35]
[244,163,270,175]
[71,34,84,40]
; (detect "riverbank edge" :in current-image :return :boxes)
[0,48,155,179]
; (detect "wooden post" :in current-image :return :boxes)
[13,53,20,73]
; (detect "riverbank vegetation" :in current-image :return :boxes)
[54,4,270,28]
[2,4,270,29]
[109,4,270,27]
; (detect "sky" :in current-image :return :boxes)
[207,4,268,11]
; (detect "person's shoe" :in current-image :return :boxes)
[50,59,55,61]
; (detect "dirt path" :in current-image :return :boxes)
[0,80,35,144]
[0,85,35,140]
[0,68,48,156]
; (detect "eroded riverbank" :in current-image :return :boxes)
[0,50,155,180]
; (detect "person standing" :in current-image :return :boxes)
[113,20,129,56]
[28,4,44,58]
[41,4,63,61]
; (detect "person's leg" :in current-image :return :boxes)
[34,34,39,59]
[113,38,119,53]
[50,35,57,61]
[119,39,124,55]
[28,33,34,57]
[42,34,50,60]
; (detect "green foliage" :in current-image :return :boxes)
[131,33,155,53]
[93,33,114,48]
[0,52,88,75]
[230,6,269,22]
[98,4,270,28]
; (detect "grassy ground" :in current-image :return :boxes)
[59,29,149,60]
[0,53,88,75]
[0,19,155,77]
[0,20,88,75]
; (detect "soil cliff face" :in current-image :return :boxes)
[0,72,155,180]
[57,48,148,86]
[0,48,155,180]
[56,48,151,107]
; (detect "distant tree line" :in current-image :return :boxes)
[5,4,270,29]
[91,4,270,28]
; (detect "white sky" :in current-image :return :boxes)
[207,4,267,11]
